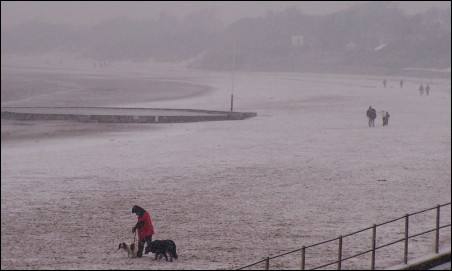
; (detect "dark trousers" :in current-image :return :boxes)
[137,235,153,257]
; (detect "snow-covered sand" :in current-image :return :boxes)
[1,63,450,270]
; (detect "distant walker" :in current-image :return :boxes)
[383,111,390,126]
[366,106,377,127]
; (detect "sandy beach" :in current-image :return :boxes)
[1,65,212,107]
[1,63,450,270]
[1,64,212,142]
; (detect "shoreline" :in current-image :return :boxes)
[1,65,213,107]
[1,65,212,142]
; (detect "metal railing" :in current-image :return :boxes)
[235,203,451,270]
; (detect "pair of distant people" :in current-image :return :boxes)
[366,106,390,127]
[419,84,430,96]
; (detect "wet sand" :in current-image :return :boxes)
[1,119,162,142]
[1,66,212,107]
[1,66,212,142]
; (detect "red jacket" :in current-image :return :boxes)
[137,211,154,240]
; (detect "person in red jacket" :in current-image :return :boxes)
[132,205,155,258]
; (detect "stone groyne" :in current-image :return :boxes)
[1,107,257,123]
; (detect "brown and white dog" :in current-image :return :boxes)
[118,242,138,258]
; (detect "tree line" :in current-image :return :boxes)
[1,2,450,73]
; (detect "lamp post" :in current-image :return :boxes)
[231,39,236,112]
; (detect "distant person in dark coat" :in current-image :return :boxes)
[419,84,424,96]
[400,80,404,88]
[383,79,387,88]
[426,84,430,96]
[383,111,390,126]
[366,106,376,127]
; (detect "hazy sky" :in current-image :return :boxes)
[1,1,450,29]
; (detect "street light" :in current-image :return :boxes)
[231,38,236,112]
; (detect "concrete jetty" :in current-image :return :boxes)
[1,107,257,123]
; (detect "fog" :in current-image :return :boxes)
[1,1,451,74]
[1,1,450,28]
[1,1,450,75]
[1,1,451,270]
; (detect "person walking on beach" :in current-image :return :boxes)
[132,205,155,258]
[383,79,387,88]
[426,84,430,96]
[400,80,404,88]
[383,111,390,126]
[419,84,424,96]
[366,106,376,127]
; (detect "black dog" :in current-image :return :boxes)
[145,240,178,262]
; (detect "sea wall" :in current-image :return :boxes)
[1,107,257,123]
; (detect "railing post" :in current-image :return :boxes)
[404,214,409,264]
[338,236,343,270]
[264,257,269,270]
[371,224,376,270]
[301,246,306,270]
[435,205,440,253]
